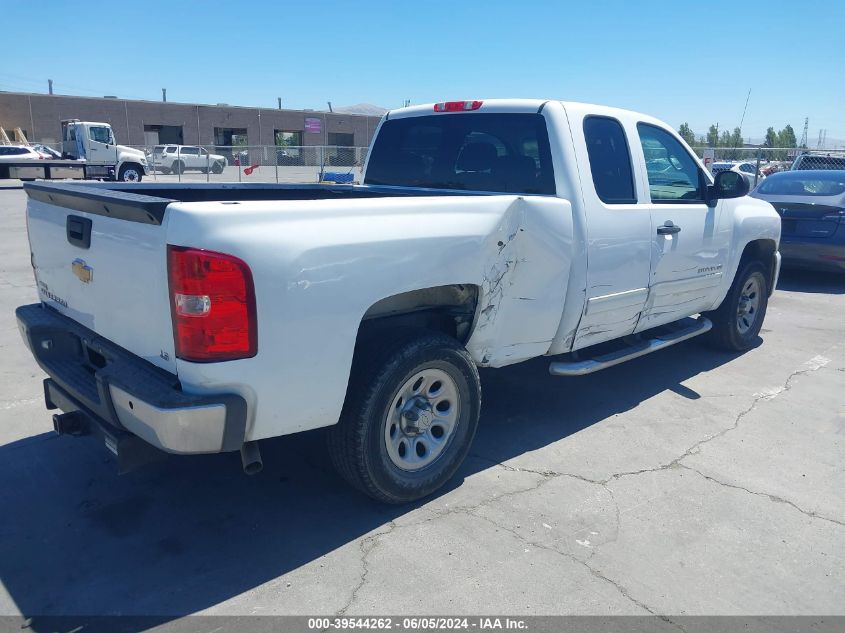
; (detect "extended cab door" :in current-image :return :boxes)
[632,123,731,331]
[568,109,653,350]
[85,124,117,165]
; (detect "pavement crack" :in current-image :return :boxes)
[609,352,834,483]
[679,464,844,528]
[464,509,681,624]
[469,452,605,485]
[335,521,397,616]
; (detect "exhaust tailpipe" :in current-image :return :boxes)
[240,441,263,475]
[52,411,85,436]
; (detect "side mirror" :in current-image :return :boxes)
[707,170,749,205]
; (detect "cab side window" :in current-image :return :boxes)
[637,123,705,202]
[583,116,636,204]
[89,126,113,144]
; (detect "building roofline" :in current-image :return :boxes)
[0,90,382,118]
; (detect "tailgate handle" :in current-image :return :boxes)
[66,215,92,249]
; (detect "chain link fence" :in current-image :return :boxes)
[691,146,845,188]
[145,145,368,184]
[24,142,369,184]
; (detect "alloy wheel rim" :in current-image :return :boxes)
[384,368,460,472]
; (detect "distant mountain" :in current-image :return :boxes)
[334,103,388,116]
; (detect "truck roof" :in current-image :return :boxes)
[61,120,110,126]
[385,99,656,123]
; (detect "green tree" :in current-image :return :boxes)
[777,125,797,149]
[678,123,696,146]
[706,124,719,147]
[763,127,778,148]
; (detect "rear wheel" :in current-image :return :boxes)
[327,329,481,504]
[704,260,769,351]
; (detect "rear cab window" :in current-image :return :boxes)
[757,172,845,196]
[583,116,636,204]
[365,113,555,194]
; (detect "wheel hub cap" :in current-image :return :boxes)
[384,368,460,472]
[736,277,761,334]
[400,397,433,435]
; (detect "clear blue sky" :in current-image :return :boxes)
[3,0,844,142]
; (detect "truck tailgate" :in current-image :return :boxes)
[25,183,177,374]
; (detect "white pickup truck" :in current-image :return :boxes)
[17,99,780,503]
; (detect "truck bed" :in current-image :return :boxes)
[25,181,490,225]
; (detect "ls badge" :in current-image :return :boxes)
[72,258,93,283]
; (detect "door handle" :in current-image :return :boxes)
[657,222,681,235]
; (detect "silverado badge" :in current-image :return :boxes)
[72,259,93,283]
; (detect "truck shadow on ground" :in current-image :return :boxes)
[0,339,747,624]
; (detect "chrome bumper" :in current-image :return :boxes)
[16,303,247,455]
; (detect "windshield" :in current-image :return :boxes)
[365,113,556,194]
[756,172,845,196]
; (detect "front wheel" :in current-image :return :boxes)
[704,260,769,351]
[327,329,481,504]
[211,161,224,174]
[117,164,143,182]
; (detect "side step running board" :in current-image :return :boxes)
[549,316,712,377]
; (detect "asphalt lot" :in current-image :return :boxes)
[0,185,842,621]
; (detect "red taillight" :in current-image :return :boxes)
[433,100,483,112]
[167,245,257,362]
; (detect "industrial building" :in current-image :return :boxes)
[0,91,383,151]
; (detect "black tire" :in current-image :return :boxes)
[212,161,224,174]
[327,329,481,504]
[704,260,769,351]
[117,163,143,182]
[172,160,185,175]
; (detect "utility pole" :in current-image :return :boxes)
[48,79,53,95]
[162,88,167,103]
[277,97,282,110]
[327,101,333,113]
[800,117,808,148]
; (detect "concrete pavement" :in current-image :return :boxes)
[0,187,842,621]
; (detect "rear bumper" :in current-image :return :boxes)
[16,303,247,455]
[780,239,845,273]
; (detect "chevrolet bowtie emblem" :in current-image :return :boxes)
[72,259,93,283]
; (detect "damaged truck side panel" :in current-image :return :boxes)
[163,193,574,442]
